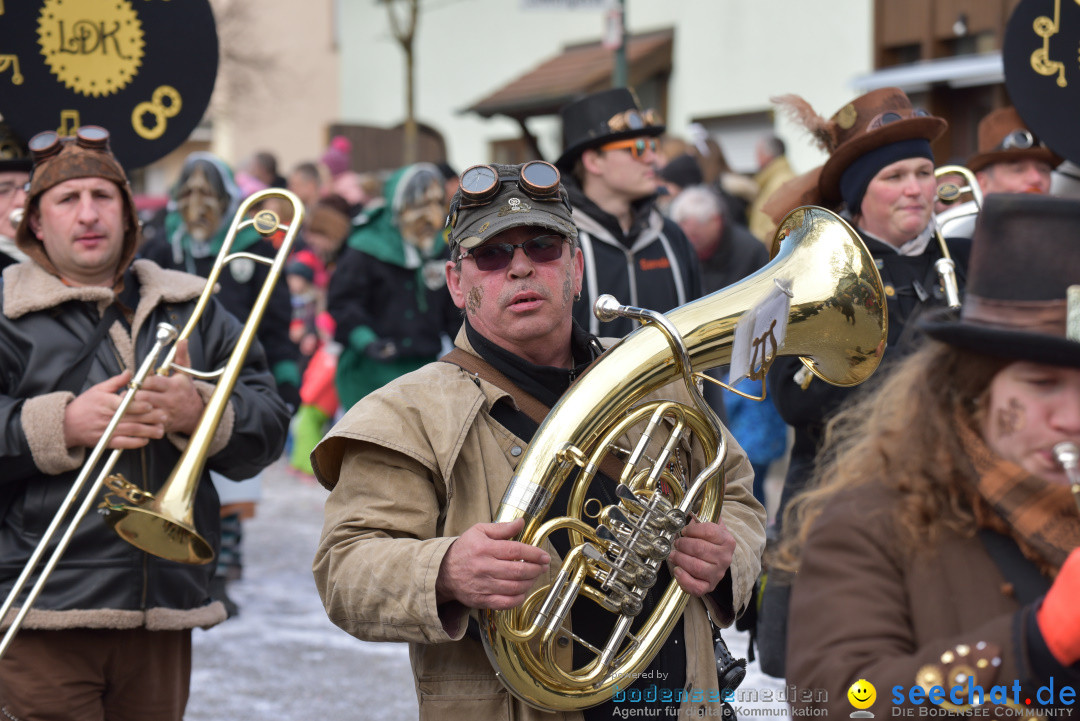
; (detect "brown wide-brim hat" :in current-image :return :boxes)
[555,88,665,173]
[810,87,946,204]
[966,106,1062,173]
[920,193,1080,368]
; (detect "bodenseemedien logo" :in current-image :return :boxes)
[37,0,145,97]
[850,679,878,718]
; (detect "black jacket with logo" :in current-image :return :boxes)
[566,182,703,338]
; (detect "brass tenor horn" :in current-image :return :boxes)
[933,164,983,309]
[0,189,303,661]
[100,188,305,563]
[480,206,887,711]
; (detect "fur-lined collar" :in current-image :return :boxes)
[2,258,206,324]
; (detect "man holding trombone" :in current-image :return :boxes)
[0,127,290,720]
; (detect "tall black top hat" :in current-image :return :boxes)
[556,88,665,172]
[0,122,31,173]
[920,194,1080,368]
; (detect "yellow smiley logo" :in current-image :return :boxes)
[847,678,876,710]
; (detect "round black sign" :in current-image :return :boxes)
[1004,0,1080,164]
[0,0,218,170]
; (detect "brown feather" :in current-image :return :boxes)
[771,94,839,154]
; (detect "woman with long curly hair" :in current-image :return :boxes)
[774,193,1080,717]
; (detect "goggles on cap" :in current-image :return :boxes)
[458,233,567,272]
[866,108,930,132]
[457,161,561,209]
[606,108,661,133]
[996,129,1038,151]
[27,125,111,163]
[599,137,659,160]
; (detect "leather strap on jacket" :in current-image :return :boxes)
[440,347,625,481]
[441,347,550,426]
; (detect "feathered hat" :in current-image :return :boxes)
[768,87,947,216]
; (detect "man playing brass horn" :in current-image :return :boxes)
[312,162,765,720]
[0,127,290,719]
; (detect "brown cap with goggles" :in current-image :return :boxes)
[15,125,140,283]
[446,161,577,257]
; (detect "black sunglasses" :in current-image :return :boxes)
[459,234,566,272]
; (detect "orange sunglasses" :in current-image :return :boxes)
[598,137,659,160]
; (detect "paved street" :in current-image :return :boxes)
[186,458,790,720]
[186,460,418,720]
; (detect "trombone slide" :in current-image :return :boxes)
[0,323,178,659]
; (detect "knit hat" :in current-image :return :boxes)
[321,136,352,178]
[286,259,315,283]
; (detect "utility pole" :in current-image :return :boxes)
[604,0,627,88]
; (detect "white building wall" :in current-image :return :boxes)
[339,0,872,176]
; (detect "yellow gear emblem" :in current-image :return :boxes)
[37,0,144,98]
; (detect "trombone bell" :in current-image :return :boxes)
[100,474,215,564]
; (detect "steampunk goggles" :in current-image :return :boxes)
[28,125,111,163]
[866,108,931,132]
[457,160,562,208]
[458,234,567,272]
[606,108,661,133]
[995,129,1038,151]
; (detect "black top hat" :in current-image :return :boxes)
[556,88,665,172]
[920,194,1080,368]
[0,122,31,173]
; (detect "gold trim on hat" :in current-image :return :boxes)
[835,104,857,129]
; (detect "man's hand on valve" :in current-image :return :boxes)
[669,515,735,597]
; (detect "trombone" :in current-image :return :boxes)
[0,188,305,660]
[932,165,983,310]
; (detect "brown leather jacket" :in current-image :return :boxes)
[788,482,1075,717]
